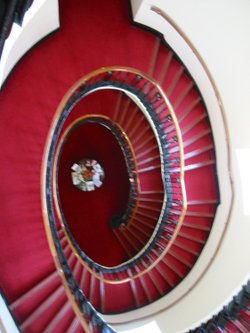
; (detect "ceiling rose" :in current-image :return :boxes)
[71,159,104,192]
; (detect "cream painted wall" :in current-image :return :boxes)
[0,0,59,88]
[107,1,250,332]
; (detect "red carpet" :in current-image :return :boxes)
[58,121,131,266]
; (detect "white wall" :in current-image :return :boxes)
[0,0,59,88]
[0,295,19,333]
[108,1,250,332]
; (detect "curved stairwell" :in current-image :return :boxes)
[41,66,218,319]
[1,1,247,333]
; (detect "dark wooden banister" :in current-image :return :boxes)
[0,0,33,59]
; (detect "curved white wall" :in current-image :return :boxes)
[0,0,59,88]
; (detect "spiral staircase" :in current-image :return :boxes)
[0,1,249,333]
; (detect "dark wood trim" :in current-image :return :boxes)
[0,0,34,59]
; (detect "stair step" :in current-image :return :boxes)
[20,286,67,332]
[43,301,74,333]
